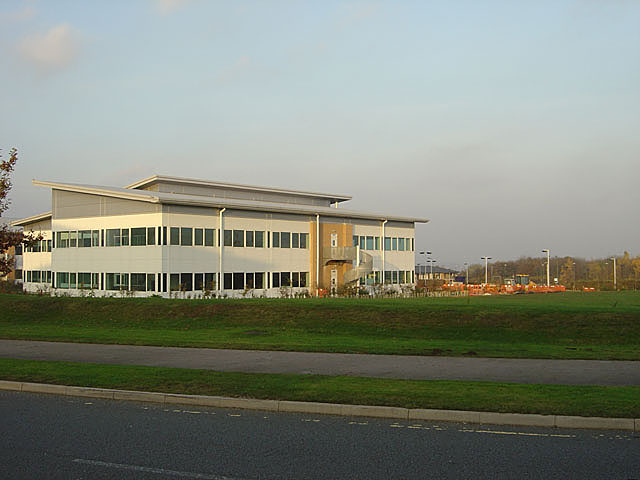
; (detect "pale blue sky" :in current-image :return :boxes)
[1,0,639,268]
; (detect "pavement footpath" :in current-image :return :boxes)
[1,339,639,386]
[2,339,639,431]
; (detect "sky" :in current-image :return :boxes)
[1,0,639,270]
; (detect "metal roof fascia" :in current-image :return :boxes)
[124,175,352,202]
[32,180,162,204]
[156,196,429,223]
[10,211,52,227]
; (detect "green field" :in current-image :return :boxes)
[1,291,639,360]
[1,358,638,418]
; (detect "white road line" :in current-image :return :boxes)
[72,458,244,480]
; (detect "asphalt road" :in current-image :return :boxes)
[1,339,639,385]
[1,391,639,479]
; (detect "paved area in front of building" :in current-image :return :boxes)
[1,339,638,386]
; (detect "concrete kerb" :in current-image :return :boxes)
[1,381,637,432]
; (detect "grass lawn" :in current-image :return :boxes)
[0,291,639,360]
[1,358,638,418]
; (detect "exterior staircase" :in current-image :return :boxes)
[323,247,373,284]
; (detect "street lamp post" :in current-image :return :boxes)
[419,251,432,280]
[542,249,550,287]
[481,256,491,284]
[611,257,617,290]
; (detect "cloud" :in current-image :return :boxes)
[155,0,191,15]
[18,23,79,72]
[0,5,37,22]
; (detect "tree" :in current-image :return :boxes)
[0,148,39,277]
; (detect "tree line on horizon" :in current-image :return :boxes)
[463,253,640,290]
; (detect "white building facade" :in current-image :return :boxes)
[14,176,427,297]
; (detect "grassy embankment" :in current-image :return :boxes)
[2,358,639,418]
[1,291,639,360]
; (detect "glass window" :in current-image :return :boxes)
[398,238,405,251]
[59,231,69,248]
[131,273,147,291]
[272,232,280,248]
[281,232,290,248]
[170,273,180,291]
[353,235,358,247]
[411,238,414,251]
[300,272,308,288]
[232,230,243,247]
[255,272,264,289]
[120,229,129,246]
[194,273,203,290]
[224,230,233,247]
[392,237,397,251]
[78,272,91,289]
[204,229,215,246]
[272,272,280,288]
[384,237,391,251]
[147,227,155,245]
[33,271,41,282]
[366,236,373,250]
[400,271,406,283]
[392,271,399,284]
[246,273,254,289]
[56,272,69,289]
[223,273,232,290]
[204,273,216,290]
[384,271,392,284]
[69,231,77,248]
[180,273,193,291]
[92,230,99,247]
[91,273,98,288]
[131,228,146,246]
[147,273,155,292]
[79,231,92,248]
[300,233,308,249]
[281,272,291,287]
[170,227,180,245]
[181,228,192,246]
[375,236,380,250]
[255,231,264,248]
[163,226,168,246]
[292,233,299,248]
[359,236,365,250]
[194,228,203,246]
[246,230,254,247]
[292,272,300,288]
[233,272,244,290]
[106,229,120,247]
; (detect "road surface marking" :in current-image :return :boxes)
[460,429,576,439]
[72,458,244,479]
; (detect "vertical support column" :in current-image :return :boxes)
[219,208,226,293]
[316,214,320,295]
[381,219,387,284]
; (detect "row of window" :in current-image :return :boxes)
[353,235,415,252]
[24,240,52,253]
[24,269,414,289]
[51,227,310,249]
[25,270,52,283]
[29,271,310,292]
